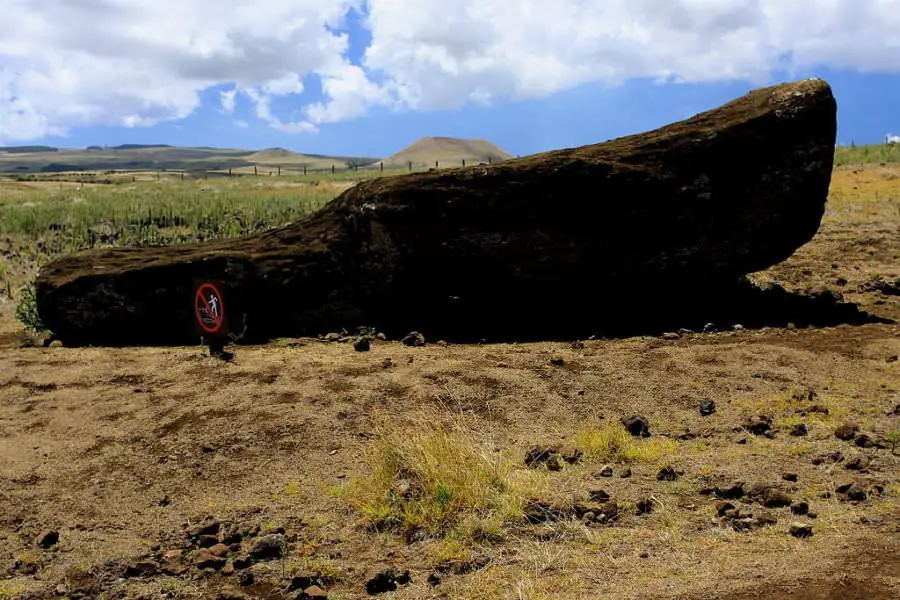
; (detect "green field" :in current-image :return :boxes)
[834,143,900,166]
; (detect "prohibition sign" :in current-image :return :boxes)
[194,282,226,335]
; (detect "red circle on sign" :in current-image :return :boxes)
[194,282,226,334]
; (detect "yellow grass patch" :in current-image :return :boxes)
[572,424,677,464]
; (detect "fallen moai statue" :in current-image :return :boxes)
[37,78,837,346]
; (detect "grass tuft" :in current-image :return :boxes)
[573,423,677,463]
[338,416,543,539]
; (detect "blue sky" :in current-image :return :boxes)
[3,1,899,158]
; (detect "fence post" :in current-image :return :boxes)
[181,172,184,181]
[488,156,492,164]
[435,160,439,169]
[462,159,466,167]
[228,168,232,177]
[303,165,307,176]
[332,164,335,175]
[278,166,281,176]
[254,165,258,176]
[408,161,412,171]
[380,162,383,172]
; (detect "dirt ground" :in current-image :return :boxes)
[0,165,898,599]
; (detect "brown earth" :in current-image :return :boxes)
[0,163,898,599]
[380,137,512,169]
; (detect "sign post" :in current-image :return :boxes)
[193,280,231,359]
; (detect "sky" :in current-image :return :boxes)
[1,0,899,158]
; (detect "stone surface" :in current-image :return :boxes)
[36,79,838,346]
[622,415,651,438]
[699,399,716,416]
[248,534,284,560]
[35,530,59,549]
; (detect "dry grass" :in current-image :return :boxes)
[338,413,547,539]
[573,423,677,464]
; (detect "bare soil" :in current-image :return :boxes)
[0,165,898,599]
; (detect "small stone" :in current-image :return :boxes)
[854,434,874,448]
[807,405,830,415]
[808,512,818,519]
[163,549,183,560]
[744,415,773,436]
[699,399,716,416]
[657,466,679,481]
[248,534,284,560]
[570,341,585,349]
[559,445,583,465]
[715,501,735,516]
[353,337,370,352]
[789,522,813,538]
[595,465,614,478]
[209,543,229,557]
[834,422,860,441]
[761,488,792,508]
[787,322,797,330]
[662,332,680,340]
[238,572,255,586]
[716,482,746,500]
[427,573,442,586]
[302,586,328,600]
[524,446,561,469]
[381,357,393,368]
[588,489,610,502]
[619,467,632,478]
[194,549,227,570]
[323,332,342,342]
[790,501,810,516]
[221,562,235,576]
[845,456,871,471]
[216,591,249,600]
[375,333,387,341]
[636,498,654,515]
[550,355,565,366]
[36,530,59,549]
[811,450,844,465]
[622,415,650,437]
[756,512,778,526]
[841,484,868,502]
[232,555,253,570]
[782,473,798,482]
[366,566,409,595]
[197,534,218,548]
[186,518,220,538]
[124,560,158,578]
[436,340,449,347]
[790,423,809,437]
[702,322,717,333]
[732,324,745,331]
[401,332,426,347]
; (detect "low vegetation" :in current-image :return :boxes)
[338,416,541,539]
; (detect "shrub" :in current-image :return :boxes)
[15,281,46,333]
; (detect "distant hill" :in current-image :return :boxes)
[0,145,378,174]
[0,145,59,154]
[382,137,512,169]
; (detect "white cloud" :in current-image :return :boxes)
[234,119,249,128]
[2,0,900,142]
[220,89,237,115]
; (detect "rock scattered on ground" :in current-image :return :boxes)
[248,534,284,560]
[35,529,59,549]
[401,332,426,347]
[366,566,411,595]
[595,465,614,478]
[834,422,860,441]
[790,501,810,515]
[550,355,565,366]
[845,455,871,471]
[657,466,681,481]
[622,415,650,437]
[699,399,716,416]
[354,337,370,352]
[744,415,773,436]
[790,522,813,538]
[790,423,809,437]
